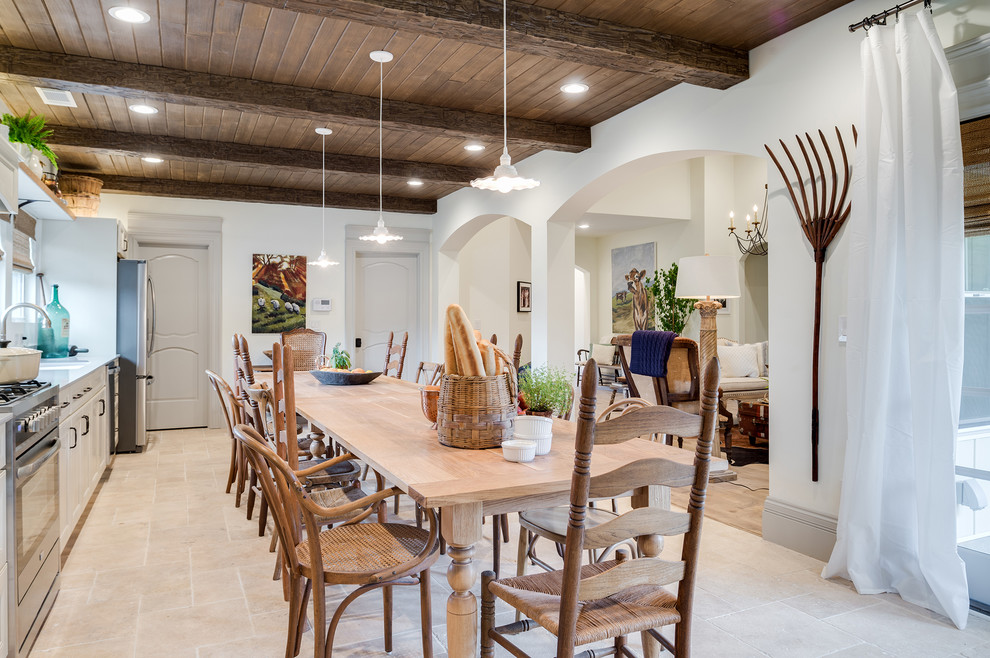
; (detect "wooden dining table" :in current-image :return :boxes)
[274,373,728,658]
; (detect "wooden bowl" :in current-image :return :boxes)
[309,370,382,386]
[420,385,440,427]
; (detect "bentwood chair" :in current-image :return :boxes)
[234,424,440,658]
[232,334,266,515]
[383,331,408,379]
[205,370,244,499]
[280,328,327,371]
[482,357,720,658]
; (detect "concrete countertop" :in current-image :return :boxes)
[37,353,118,388]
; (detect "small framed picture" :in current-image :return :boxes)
[517,281,532,312]
[715,298,731,315]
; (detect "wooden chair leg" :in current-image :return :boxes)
[383,584,393,654]
[481,571,496,658]
[246,469,257,519]
[226,438,237,494]
[285,577,305,658]
[234,448,247,507]
[492,517,502,579]
[419,570,433,658]
[393,492,401,516]
[258,494,268,537]
[499,514,510,543]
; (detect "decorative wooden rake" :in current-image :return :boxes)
[765,126,857,482]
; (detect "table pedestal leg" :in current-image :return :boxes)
[442,503,483,658]
[634,484,669,658]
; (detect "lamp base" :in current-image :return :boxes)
[695,299,723,458]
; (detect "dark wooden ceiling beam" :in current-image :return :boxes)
[49,125,487,184]
[253,0,748,88]
[79,172,437,213]
[0,46,589,153]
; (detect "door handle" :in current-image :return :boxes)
[70,427,78,449]
[99,399,106,416]
[82,415,90,436]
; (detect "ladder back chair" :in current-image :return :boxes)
[513,333,524,372]
[383,331,408,379]
[233,424,440,658]
[482,356,721,658]
[414,361,444,386]
[280,328,327,371]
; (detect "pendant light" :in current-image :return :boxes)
[360,50,403,244]
[470,0,539,193]
[310,127,340,267]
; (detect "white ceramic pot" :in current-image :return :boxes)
[11,141,31,161]
[0,347,42,384]
[501,439,536,463]
[514,433,552,456]
[514,414,553,437]
[27,148,44,177]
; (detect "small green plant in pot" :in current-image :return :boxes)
[518,365,572,417]
[329,342,351,369]
[1,111,58,170]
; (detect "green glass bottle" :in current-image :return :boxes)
[40,284,70,358]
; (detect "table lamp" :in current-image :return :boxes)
[675,254,741,374]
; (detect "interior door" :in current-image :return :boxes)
[354,253,420,375]
[137,244,210,429]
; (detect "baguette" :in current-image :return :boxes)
[483,342,496,376]
[473,329,482,341]
[446,304,485,376]
[443,315,459,375]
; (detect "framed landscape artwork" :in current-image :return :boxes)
[252,254,307,333]
[611,243,656,332]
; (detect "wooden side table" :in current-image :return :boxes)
[735,401,769,462]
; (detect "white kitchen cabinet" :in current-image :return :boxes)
[0,563,8,658]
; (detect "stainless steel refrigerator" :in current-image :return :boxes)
[117,260,155,453]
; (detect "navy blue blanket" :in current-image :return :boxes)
[630,330,677,378]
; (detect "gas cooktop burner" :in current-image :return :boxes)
[0,380,50,403]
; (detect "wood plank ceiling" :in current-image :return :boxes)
[0,0,855,213]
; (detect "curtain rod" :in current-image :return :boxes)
[848,0,931,32]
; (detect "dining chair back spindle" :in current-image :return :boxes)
[513,334,523,372]
[383,331,409,379]
[233,423,441,658]
[484,356,720,658]
[280,328,328,371]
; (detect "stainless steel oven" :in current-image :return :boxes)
[2,381,60,658]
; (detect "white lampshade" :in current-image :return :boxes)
[675,255,741,299]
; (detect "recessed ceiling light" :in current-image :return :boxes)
[407,179,424,187]
[141,156,163,163]
[128,104,158,114]
[561,82,589,94]
[108,6,151,23]
[464,144,485,152]
[578,223,590,229]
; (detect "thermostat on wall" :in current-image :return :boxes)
[311,298,332,312]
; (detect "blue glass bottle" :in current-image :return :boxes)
[40,284,70,358]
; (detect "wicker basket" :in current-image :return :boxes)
[437,346,517,449]
[59,174,103,217]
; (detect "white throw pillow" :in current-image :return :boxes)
[720,344,760,378]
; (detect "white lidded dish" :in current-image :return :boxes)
[501,439,536,463]
[0,347,42,384]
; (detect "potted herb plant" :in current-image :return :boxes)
[1,111,58,176]
[518,365,572,418]
[329,342,351,370]
[646,262,695,333]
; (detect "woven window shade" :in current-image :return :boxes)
[963,116,990,237]
[12,230,34,272]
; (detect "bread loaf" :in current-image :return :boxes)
[446,304,485,376]
[478,339,495,376]
[444,316,459,375]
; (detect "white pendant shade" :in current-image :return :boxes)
[470,0,539,194]
[309,127,339,267]
[360,51,402,244]
[675,255,740,299]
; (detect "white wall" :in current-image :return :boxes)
[427,0,987,556]
[99,192,434,385]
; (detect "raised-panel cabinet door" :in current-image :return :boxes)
[354,253,420,376]
[96,389,108,474]
[138,244,210,430]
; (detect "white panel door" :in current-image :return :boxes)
[138,244,210,429]
[354,253,420,376]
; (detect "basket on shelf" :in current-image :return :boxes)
[437,346,517,449]
[58,174,103,217]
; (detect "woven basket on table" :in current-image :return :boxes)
[437,346,517,449]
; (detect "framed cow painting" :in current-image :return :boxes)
[610,243,656,332]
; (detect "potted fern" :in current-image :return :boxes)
[518,365,572,418]
[1,111,58,176]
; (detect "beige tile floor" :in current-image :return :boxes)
[31,427,990,657]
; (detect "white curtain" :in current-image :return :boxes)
[824,9,969,628]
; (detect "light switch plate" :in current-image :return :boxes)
[311,298,332,312]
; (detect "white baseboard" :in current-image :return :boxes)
[762,497,838,562]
